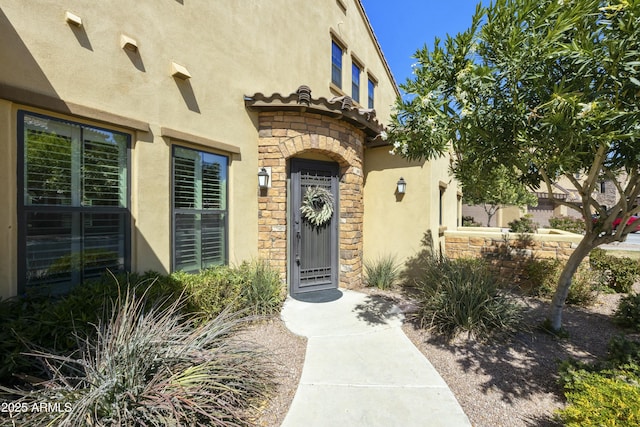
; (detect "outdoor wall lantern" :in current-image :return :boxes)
[258,167,271,189]
[397,177,407,194]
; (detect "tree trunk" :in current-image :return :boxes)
[484,204,499,227]
[486,213,494,227]
[548,235,596,331]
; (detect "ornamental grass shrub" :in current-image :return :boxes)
[237,259,285,316]
[364,255,401,290]
[0,262,284,387]
[406,254,522,341]
[1,287,274,426]
[0,271,181,386]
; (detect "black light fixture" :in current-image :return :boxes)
[397,177,406,194]
[258,167,270,189]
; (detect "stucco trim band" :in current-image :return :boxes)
[0,83,149,132]
[160,127,241,154]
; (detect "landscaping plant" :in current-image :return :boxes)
[590,249,640,293]
[508,215,538,234]
[388,0,640,333]
[522,259,600,306]
[1,286,274,426]
[549,216,586,234]
[556,365,640,427]
[238,259,284,316]
[614,293,640,332]
[0,262,284,388]
[364,255,401,290]
[407,255,522,341]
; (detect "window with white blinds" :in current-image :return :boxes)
[19,112,129,294]
[173,146,227,272]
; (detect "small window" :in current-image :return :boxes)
[351,62,361,103]
[19,111,130,294]
[331,41,343,88]
[439,186,446,226]
[600,181,606,193]
[367,77,375,109]
[173,146,228,272]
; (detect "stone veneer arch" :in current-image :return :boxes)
[257,111,366,290]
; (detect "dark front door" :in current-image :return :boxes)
[290,159,339,294]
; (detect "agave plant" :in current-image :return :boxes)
[1,285,274,426]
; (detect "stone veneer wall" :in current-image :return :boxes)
[257,111,365,289]
[445,230,581,282]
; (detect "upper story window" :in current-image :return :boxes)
[352,62,362,103]
[368,77,376,109]
[19,111,130,294]
[173,146,228,273]
[331,41,343,88]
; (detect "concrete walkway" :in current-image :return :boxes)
[280,289,471,427]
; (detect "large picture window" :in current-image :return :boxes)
[173,146,228,272]
[18,111,130,294]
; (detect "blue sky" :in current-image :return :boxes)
[361,1,483,88]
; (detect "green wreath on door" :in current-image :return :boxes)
[300,186,334,227]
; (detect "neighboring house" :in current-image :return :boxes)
[0,0,459,298]
[463,173,636,228]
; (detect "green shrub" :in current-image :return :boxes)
[364,255,401,289]
[567,264,601,306]
[522,258,562,297]
[548,215,585,234]
[556,364,640,427]
[237,259,284,316]
[508,214,538,233]
[2,287,274,426]
[614,293,640,331]
[408,255,522,340]
[522,259,599,306]
[607,335,640,367]
[608,257,640,293]
[462,216,482,227]
[589,247,608,270]
[590,250,640,293]
[172,267,244,318]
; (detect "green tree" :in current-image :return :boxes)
[461,164,538,226]
[389,0,640,331]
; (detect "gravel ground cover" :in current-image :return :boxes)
[243,284,638,427]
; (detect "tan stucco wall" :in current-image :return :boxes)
[0,101,16,298]
[0,0,399,295]
[363,147,459,264]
